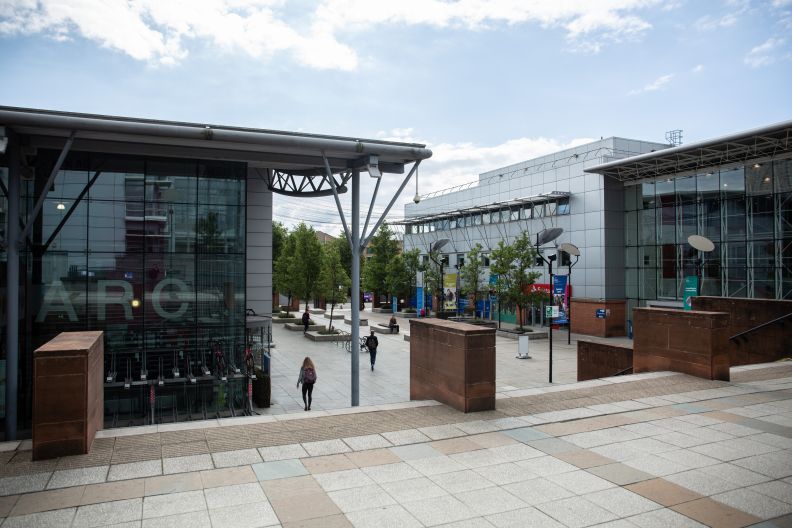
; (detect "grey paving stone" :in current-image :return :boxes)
[328,484,396,513]
[502,477,575,506]
[257,443,308,462]
[162,454,214,475]
[453,420,501,435]
[208,501,279,528]
[380,476,448,503]
[302,439,351,456]
[315,468,375,492]
[486,506,565,528]
[699,462,772,487]
[73,498,143,528]
[401,494,477,527]
[2,507,76,528]
[361,462,422,484]
[454,486,527,516]
[345,504,422,528]
[47,466,109,489]
[210,449,262,469]
[0,472,51,496]
[712,488,792,520]
[141,510,211,528]
[536,495,618,528]
[108,460,162,482]
[665,469,742,496]
[525,437,579,455]
[627,507,708,527]
[418,424,468,441]
[381,429,432,446]
[142,490,205,519]
[623,454,690,477]
[586,463,654,485]
[749,480,792,504]
[583,487,661,517]
[430,469,495,494]
[251,459,308,481]
[203,482,265,509]
[734,452,792,479]
[390,443,442,461]
[515,455,579,476]
[547,469,616,495]
[407,455,466,476]
[503,427,550,443]
[342,434,392,451]
[474,462,534,485]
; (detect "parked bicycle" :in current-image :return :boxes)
[212,340,227,380]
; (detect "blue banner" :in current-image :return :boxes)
[552,275,567,295]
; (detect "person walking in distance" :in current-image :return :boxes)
[365,330,379,371]
[297,357,317,411]
[301,309,310,335]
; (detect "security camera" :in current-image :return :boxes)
[413,193,421,204]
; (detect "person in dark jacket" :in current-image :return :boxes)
[296,357,316,411]
[302,310,310,335]
[365,330,379,371]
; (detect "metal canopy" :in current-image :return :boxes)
[0,105,430,197]
[585,119,792,183]
[393,192,570,226]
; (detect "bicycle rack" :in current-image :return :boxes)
[140,346,148,381]
[157,357,165,386]
[186,351,196,384]
[106,348,116,383]
[200,344,211,377]
[172,350,180,379]
[124,358,132,390]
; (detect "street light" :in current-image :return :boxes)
[559,243,580,345]
[687,235,715,307]
[535,227,563,383]
[429,239,450,316]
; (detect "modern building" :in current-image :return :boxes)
[0,106,429,436]
[401,122,792,327]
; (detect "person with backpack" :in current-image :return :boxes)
[296,357,317,411]
[365,330,379,371]
[301,309,310,335]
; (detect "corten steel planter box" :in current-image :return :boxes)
[633,307,730,381]
[33,331,104,460]
[409,318,496,413]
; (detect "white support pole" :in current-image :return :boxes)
[350,170,361,406]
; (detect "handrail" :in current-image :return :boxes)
[729,312,792,342]
[611,366,633,377]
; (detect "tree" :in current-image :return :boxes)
[273,231,297,314]
[402,248,421,309]
[318,243,350,331]
[460,243,486,318]
[272,221,288,265]
[292,223,324,311]
[422,250,445,314]
[197,211,222,252]
[490,232,542,330]
[362,222,399,307]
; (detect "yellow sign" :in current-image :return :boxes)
[443,273,457,310]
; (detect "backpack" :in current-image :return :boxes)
[366,335,378,349]
[303,367,316,384]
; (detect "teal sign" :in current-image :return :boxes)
[683,276,699,310]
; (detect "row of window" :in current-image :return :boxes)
[405,198,569,234]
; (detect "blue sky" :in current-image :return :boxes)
[1,0,790,233]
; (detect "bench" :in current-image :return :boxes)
[373,323,399,334]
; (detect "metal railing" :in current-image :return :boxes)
[729,312,792,342]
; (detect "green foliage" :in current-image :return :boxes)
[459,243,486,314]
[292,223,324,311]
[197,211,222,252]
[272,221,288,264]
[362,222,399,304]
[273,231,297,313]
[422,250,444,303]
[490,232,541,329]
[319,243,350,330]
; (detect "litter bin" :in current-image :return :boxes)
[262,351,271,375]
[516,335,531,359]
[627,319,633,339]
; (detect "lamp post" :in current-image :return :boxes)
[559,243,580,345]
[429,239,449,316]
[535,228,564,384]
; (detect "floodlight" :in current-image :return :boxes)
[0,127,7,155]
[688,235,715,253]
[536,227,563,246]
[367,155,381,178]
[559,243,580,256]
[431,238,450,252]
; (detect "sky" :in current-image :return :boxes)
[1,0,791,236]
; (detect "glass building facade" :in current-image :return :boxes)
[1,150,247,428]
[624,159,792,314]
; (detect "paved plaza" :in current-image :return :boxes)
[266,306,579,414]
[0,361,791,527]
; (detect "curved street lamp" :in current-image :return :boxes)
[559,243,580,345]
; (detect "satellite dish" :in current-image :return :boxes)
[688,235,715,253]
[536,228,563,246]
[431,238,450,252]
[559,243,580,256]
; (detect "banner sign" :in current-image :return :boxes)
[443,273,457,311]
[683,276,698,311]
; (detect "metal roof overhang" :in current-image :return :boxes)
[393,191,570,226]
[584,119,792,184]
[0,106,432,196]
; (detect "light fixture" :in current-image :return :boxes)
[763,176,771,183]
[131,299,141,308]
[367,155,381,178]
[56,202,66,210]
[753,163,762,169]
[0,127,7,155]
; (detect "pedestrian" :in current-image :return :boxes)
[302,309,310,335]
[365,330,379,371]
[296,357,317,411]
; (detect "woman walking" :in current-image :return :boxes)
[296,357,317,411]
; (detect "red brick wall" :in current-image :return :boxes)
[577,340,633,381]
[633,308,730,381]
[570,298,626,337]
[691,297,792,366]
[409,318,495,413]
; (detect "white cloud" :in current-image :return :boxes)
[628,73,674,95]
[272,131,594,235]
[744,37,788,67]
[692,64,704,72]
[0,0,660,69]
[694,12,739,30]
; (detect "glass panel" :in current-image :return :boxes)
[90,158,145,201]
[32,252,88,338]
[657,205,675,244]
[625,211,638,246]
[701,199,721,242]
[624,185,639,211]
[42,198,87,251]
[726,243,747,297]
[701,242,722,296]
[198,161,245,206]
[641,182,656,209]
[640,209,655,245]
[782,237,792,299]
[774,159,792,193]
[678,203,696,242]
[510,209,520,221]
[720,167,745,197]
[675,176,696,204]
[779,193,792,237]
[724,198,747,241]
[751,195,775,240]
[746,163,773,195]
[659,244,676,298]
[146,160,197,204]
[697,172,719,199]
[544,202,557,216]
[655,180,674,205]
[557,198,570,215]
